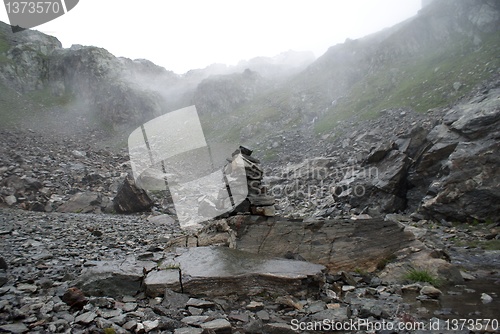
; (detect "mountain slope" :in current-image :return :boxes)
[199,0,500,155]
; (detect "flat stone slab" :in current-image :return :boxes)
[74,257,156,298]
[144,269,181,297]
[175,246,325,298]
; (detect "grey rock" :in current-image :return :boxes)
[481,293,493,304]
[306,300,326,314]
[244,319,264,333]
[162,288,190,309]
[365,141,393,164]
[186,297,215,308]
[5,195,17,206]
[449,89,500,139]
[74,258,155,298]
[113,173,154,213]
[310,307,349,322]
[143,319,159,332]
[144,269,180,297]
[420,285,442,299]
[122,320,138,331]
[0,257,7,269]
[246,301,264,310]
[98,308,122,319]
[17,283,37,293]
[122,302,138,312]
[177,246,325,298]
[0,272,7,287]
[225,216,413,272]
[56,191,102,213]
[175,328,204,334]
[200,318,232,333]
[0,323,29,333]
[181,315,209,326]
[256,309,270,321]
[75,310,97,324]
[263,322,296,334]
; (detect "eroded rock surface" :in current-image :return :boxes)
[168,216,415,272]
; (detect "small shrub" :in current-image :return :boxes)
[376,254,397,270]
[404,268,440,286]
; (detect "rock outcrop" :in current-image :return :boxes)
[167,216,415,272]
[416,86,500,222]
[113,173,154,213]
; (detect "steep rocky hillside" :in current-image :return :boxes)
[206,0,500,150]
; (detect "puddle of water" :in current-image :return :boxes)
[404,278,500,320]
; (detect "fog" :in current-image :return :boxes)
[0,0,422,74]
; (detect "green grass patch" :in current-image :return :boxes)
[25,87,74,108]
[0,82,75,128]
[0,31,13,63]
[315,31,500,134]
[404,268,441,286]
[0,31,10,54]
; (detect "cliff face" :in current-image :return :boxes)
[0,23,176,128]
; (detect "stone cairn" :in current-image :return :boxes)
[216,146,275,217]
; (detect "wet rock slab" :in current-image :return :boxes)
[170,216,414,272]
[146,246,325,298]
[75,257,156,298]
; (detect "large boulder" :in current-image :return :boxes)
[113,174,154,213]
[336,149,410,214]
[167,216,414,272]
[74,257,156,298]
[415,87,500,222]
[145,246,325,299]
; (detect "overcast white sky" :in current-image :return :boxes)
[1,0,422,74]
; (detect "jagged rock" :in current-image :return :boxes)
[481,293,493,304]
[186,298,215,308]
[113,174,154,213]
[0,272,7,287]
[75,311,97,324]
[365,141,394,164]
[310,306,349,322]
[251,205,275,216]
[337,149,410,214]
[422,138,500,222]
[448,90,500,139]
